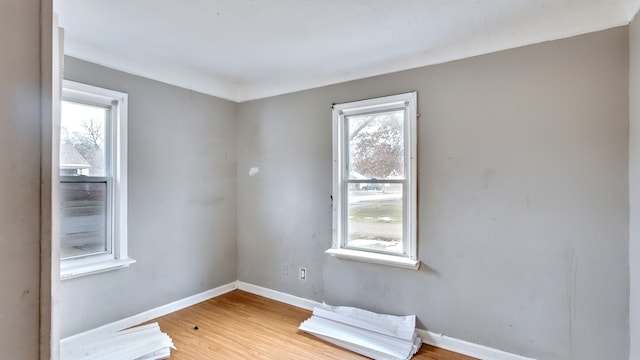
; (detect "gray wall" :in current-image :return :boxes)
[630,12,640,360]
[60,57,238,337]
[0,0,42,358]
[236,27,630,359]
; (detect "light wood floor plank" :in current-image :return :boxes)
[147,290,476,360]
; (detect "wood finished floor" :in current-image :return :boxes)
[147,290,476,359]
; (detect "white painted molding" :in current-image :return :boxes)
[416,329,536,360]
[238,281,535,360]
[61,281,237,345]
[62,280,535,360]
[236,281,321,311]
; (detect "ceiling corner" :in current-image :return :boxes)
[628,0,640,21]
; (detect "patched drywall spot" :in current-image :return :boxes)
[249,167,259,176]
[482,168,495,190]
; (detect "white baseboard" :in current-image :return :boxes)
[416,329,535,360]
[236,281,321,310]
[61,281,237,345]
[237,281,535,360]
[62,280,535,360]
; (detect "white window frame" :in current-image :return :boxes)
[59,80,135,280]
[326,92,419,270]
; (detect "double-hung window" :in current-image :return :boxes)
[327,92,419,269]
[59,80,134,279]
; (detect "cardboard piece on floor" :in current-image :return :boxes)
[61,322,175,360]
[299,304,422,360]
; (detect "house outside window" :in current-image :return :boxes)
[327,92,419,270]
[59,80,134,279]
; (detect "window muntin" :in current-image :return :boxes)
[59,80,133,279]
[329,92,418,269]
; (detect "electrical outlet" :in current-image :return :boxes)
[299,267,306,280]
[282,264,288,276]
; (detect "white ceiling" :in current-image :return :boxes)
[55,0,640,102]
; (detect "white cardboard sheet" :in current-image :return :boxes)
[300,304,421,360]
[61,322,175,360]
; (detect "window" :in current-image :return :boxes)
[59,80,134,279]
[326,92,419,269]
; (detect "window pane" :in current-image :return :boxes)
[60,100,109,177]
[60,182,108,259]
[347,182,403,254]
[347,109,404,180]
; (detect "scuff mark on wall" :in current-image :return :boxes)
[189,196,224,207]
[482,168,494,190]
[565,246,577,360]
[249,167,259,176]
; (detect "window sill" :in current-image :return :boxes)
[60,257,136,280]
[325,248,420,270]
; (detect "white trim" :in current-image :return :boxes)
[239,282,533,360]
[59,80,131,278]
[60,281,237,344]
[61,281,534,360]
[60,257,136,280]
[416,330,536,360]
[325,248,420,270]
[62,80,126,106]
[41,7,60,360]
[331,92,419,266]
[236,281,320,311]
